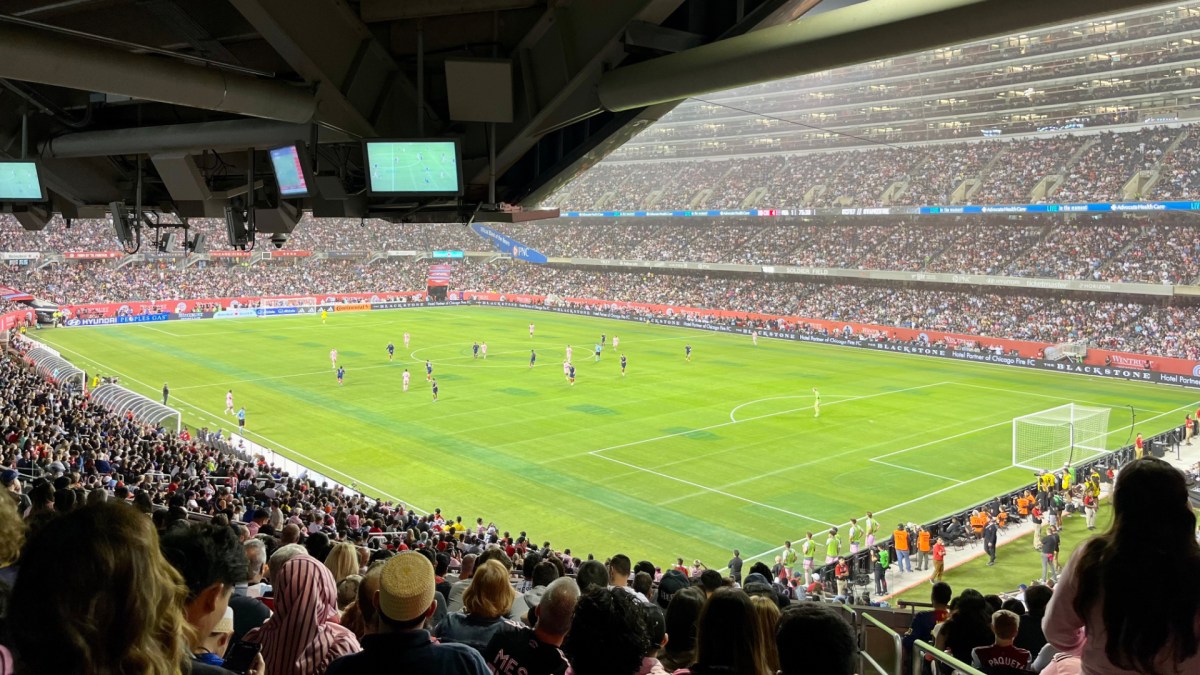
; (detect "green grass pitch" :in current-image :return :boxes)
[34,306,1198,570]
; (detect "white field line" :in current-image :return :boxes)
[728,394,859,423]
[584,381,951,459]
[869,419,1012,461]
[38,340,431,514]
[146,326,185,337]
[590,451,840,528]
[657,406,1012,505]
[868,459,965,483]
[953,381,1168,414]
[584,382,951,516]
[726,398,1200,571]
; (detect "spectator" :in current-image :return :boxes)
[159,522,258,675]
[1043,457,1200,674]
[562,587,650,675]
[675,587,772,675]
[433,559,523,652]
[637,603,670,675]
[447,553,477,612]
[575,559,610,593]
[749,595,782,673]
[325,542,360,585]
[230,538,272,643]
[482,576,579,675]
[9,502,191,675]
[341,560,385,639]
[658,586,706,671]
[326,551,489,675]
[775,602,858,675]
[243,556,361,675]
[1015,584,1052,657]
[935,589,995,665]
[903,581,952,658]
[971,609,1032,672]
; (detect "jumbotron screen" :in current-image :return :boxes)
[364,140,462,196]
[0,161,45,201]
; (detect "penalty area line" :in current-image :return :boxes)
[726,398,1200,572]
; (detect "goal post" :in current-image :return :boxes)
[1012,403,1112,472]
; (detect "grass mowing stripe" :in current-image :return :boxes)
[33,307,1197,571]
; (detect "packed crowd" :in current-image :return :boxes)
[7,241,1200,356]
[647,68,1198,151]
[0,339,1197,674]
[670,8,1200,110]
[548,125,1198,210]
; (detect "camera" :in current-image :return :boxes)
[271,233,289,249]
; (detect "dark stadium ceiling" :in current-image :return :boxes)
[0,0,1176,224]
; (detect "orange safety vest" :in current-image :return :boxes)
[893,529,909,551]
[917,530,931,552]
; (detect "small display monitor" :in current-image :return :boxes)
[364,139,462,196]
[268,143,315,198]
[0,161,46,202]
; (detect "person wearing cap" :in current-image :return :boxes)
[194,607,236,670]
[326,551,489,675]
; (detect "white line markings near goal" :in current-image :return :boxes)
[869,459,965,484]
[728,394,859,423]
[585,382,952,519]
[953,381,1168,414]
[870,419,1012,462]
[726,398,1200,571]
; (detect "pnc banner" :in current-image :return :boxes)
[470,224,548,264]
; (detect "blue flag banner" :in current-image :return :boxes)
[470,224,548,264]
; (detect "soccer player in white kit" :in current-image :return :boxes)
[612,336,619,349]
[402,369,410,392]
[330,348,338,369]
[565,345,573,363]
[752,330,758,346]
[481,342,488,359]
[403,332,411,348]
[529,323,535,338]
[562,360,571,381]
[225,390,234,415]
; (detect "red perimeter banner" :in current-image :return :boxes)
[460,291,1200,378]
[63,251,122,260]
[48,289,1200,378]
[209,251,254,258]
[270,250,312,258]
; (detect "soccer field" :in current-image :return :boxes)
[34,307,1198,568]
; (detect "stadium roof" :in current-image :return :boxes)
[0,0,1170,224]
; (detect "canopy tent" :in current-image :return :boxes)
[24,346,85,390]
[91,383,181,433]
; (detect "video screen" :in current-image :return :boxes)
[269,145,311,197]
[0,161,45,201]
[365,140,461,195]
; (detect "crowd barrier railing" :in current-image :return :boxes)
[912,639,985,675]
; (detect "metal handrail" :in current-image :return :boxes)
[912,639,986,675]
[861,610,904,675]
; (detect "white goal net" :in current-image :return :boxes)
[1013,403,1112,472]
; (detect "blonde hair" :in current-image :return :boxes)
[324,541,359,585]
[750,595,781,674]
[0,491,25,566]
[463,559,517,619]
[11,502,189,675]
